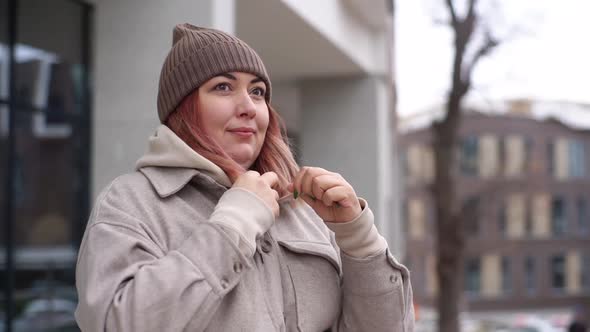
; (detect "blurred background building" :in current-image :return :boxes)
[1,0,399,330]
[400,99,590,328]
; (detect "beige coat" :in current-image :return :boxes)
[75,125,414,331]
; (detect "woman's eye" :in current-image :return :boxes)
[214,83,231,91]
[251,87,265,97]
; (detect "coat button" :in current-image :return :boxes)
[233,261,243,273]
[261,239,272,253]
[220,277,230,289]
[390,274,399,284]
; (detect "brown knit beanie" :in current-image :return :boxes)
[157,23,271,122]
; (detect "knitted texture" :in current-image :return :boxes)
[157,23,271,122]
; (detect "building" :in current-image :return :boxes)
[1,0,401,328]
[401,104,590,321]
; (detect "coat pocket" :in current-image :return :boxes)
[279,240,342,332]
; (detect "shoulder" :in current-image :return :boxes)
[89,171,158,227]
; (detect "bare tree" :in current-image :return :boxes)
[432,0,499,331]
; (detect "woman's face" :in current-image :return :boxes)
[197,72,269,169]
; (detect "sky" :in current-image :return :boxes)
[394,0,590,120]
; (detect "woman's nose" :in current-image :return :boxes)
[236,92,257,118]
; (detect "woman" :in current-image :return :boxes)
[75,23,413,331]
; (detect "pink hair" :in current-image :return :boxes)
[165,90,299,195]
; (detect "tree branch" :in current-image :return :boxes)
[465,30,500,81]
[467,0,478,21]
[445,0,458,26]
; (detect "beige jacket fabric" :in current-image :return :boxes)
[75,125,414,331]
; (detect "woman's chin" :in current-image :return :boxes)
[229,152,256,169]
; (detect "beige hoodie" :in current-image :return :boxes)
[136,125,388,258]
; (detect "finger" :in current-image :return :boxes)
[301,169,315,199]
[293,166,310,196]
[272,189,280,201]
[311,174,343,203]
[245,170,260,178]
[260,171,279,188]
[300,190,321,208]
[270,200,280,217]
[323,186,354,208]
[287,183,294,192]
[301,167,329,199]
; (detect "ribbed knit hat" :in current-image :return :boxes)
[157,23,271,122]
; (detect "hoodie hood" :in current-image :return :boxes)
[135,125,232,187]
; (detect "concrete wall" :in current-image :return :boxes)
[299,75,400,255]
[91,0,233,198]
[271,81,301,134]
[280,0,387,75]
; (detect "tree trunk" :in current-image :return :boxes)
[434,92,464,332]
[434,2,475,330]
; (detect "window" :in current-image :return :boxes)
[547,141,554,176]
[408,198,426,240]
[504,135,525,177]
[551,255,566,291]
[525,199,533,237]
[524,256,536,295]
[569,140,586,178]
[507,193,526,238]
[460,136,479,176]
[552,197,567,236]
[462,196,479,235]
[1,1,92,330]
[578,198,588,234]
[465,258,481,295]
[498,202,507,237]
[524,137,534,173]
[479,135,499,177]
[501,257,511,294]
[406,144,422,184]
[498,137,506,174]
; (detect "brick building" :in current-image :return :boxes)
[401,107,590,317]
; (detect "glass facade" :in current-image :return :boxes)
[1,1,92,330]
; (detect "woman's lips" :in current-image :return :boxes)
[228,128,255,138]
[230,131,254,138]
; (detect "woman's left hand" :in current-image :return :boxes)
[288,167,362,223]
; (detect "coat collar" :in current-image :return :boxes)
[139,166,228,198]
[135,125,232,188]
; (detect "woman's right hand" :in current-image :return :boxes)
[233,171,280,217]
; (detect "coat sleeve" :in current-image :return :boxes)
[74,186,269,332]
[335,249,414,332]
[326,202,415,332]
